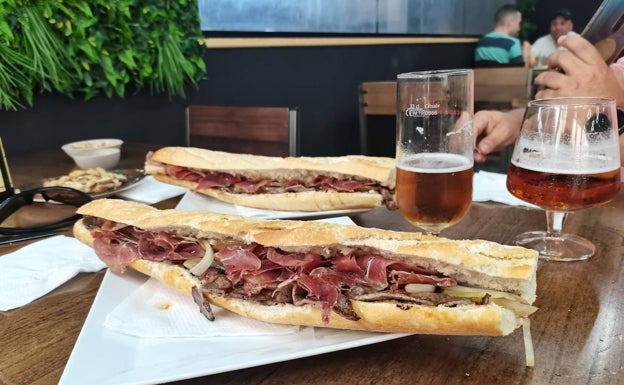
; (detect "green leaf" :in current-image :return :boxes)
[0,20,14,41]
[83,71,93,86]
[78,45,98,62]
[119,48,136,68]
[74,3,94,18]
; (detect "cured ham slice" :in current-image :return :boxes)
[159,164,396,209]
[85,217,460,324]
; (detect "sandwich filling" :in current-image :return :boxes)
[82,216,505,324]
[146,158,397,210]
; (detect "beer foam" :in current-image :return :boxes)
[398,153,473,173]
[512,141,620,174]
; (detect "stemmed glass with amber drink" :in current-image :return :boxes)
[395,69,474,235]
[507,97,621,261]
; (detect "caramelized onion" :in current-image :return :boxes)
[404,283,436,293]
[490,298,538,318]
[522,318,535,367]
[188,242,214,276]
[442,285,527,304]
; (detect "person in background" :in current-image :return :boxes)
[474,4,525,66]
[531,8,576,65]
[474,34,624,165]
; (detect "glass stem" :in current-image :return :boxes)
[546,210,568,238]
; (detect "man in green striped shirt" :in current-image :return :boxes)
[474,4,524,66]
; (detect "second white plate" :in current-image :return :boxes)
[175,191,371,219]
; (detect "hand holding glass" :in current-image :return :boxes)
[395,69,474,235]
[506,97,621,261]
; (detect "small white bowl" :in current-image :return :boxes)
[62,138,123,157]
[70,148,121,170]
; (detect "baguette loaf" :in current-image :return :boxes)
[74,199,538,336]
[145,147,396,211]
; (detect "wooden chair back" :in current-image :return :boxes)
[359,81,397,115]
[473,66,530,110]
[186,105,300,157]
[358,81,397,154]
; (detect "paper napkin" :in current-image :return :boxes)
[234,204,303,219]
[473,171,537,208]
[175,191,280,218]
[175,191,367,220]
[0,236,106,311]
[104,277,300,338]
[116,175,187,204]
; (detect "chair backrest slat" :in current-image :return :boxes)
[474,66,530,105]
[358,81,397,155]
[186,105,299,157]
[360,81,397,116]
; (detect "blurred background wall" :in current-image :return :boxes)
[0,0,604,157]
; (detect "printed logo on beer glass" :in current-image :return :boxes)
[405,103,439,117]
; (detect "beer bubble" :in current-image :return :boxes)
[512,140,620,174]
[399,153,473,173]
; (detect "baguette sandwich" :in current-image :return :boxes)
[144,146,396,211]
[74,199,538,338]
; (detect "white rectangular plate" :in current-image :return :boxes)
[59,217,410,385]
[175,191,371,219]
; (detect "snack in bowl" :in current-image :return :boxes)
[144,146,396,211]
[62,138,123,156]
[74,199,539,341]
[62,139,123,169]
[70,148,121,170]
[43,167,127,194]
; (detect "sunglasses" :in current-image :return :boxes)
[0,186,93,235]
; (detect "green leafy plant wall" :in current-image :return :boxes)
[0,0,206,110]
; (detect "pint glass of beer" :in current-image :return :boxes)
[395,69,474,235]
[507,97,621,261]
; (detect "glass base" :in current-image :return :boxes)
[514,231,596,262]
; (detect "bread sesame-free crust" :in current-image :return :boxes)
[149,147,396,187]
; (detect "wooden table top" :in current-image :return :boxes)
[1,143,623,385]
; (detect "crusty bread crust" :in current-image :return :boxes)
[152,173,383,211]
[148,146,396,187]
[76,199,538,303]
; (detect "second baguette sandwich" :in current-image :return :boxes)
[144,147,397,211]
